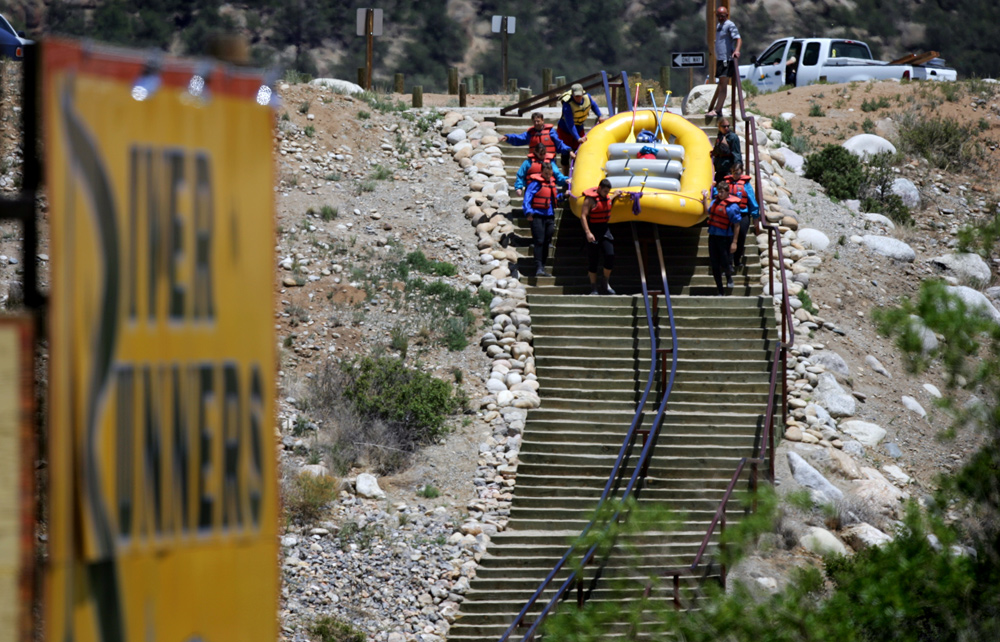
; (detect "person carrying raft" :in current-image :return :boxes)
[580,178,624,295]
[702,181,741,296]
[500,112,572,160]
[522,162,561,277]
[557,83,607,173]
[514,143,568,197]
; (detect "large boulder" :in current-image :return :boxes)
[811,372,857,417]
[356,473,386,499]
[852,467,908,516]
[810,350,850,379]
[842,134,897,159]
[682,84,730,115]
[862,235,916,262]
[800,527,848,556]
[891,177,921,209]
[946,285,1000,323]
[932,253,992,284]
[839,420,887,447]
[788,452,844,503]
[310,78,365,94]
[777,146,805,175]
[796,228,830,251]
[842,523,893,550]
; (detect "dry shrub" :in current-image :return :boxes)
[283,471,338,524]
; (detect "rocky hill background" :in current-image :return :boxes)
[0,0,996,93]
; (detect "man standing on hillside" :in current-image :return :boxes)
[705,5,741,119]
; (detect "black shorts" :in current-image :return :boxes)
[715,59,735,78]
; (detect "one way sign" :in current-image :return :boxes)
[671,52,706,68]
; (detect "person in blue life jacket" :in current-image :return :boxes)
[557,83,607,173]
[500,112,573,160]
[724,162,759,270]
[523,162,561,277]
[703,181,741,296]
[514,143,569,196]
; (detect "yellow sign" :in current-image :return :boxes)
[44,39,277,642]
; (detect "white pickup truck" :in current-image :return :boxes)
[739,38,957,94]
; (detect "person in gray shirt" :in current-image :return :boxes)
[705,5,741,118]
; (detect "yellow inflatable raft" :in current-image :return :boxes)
[569,109,713,227]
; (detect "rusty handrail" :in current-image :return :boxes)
[500,71,619,116]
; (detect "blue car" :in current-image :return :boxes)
[0,13,32,60]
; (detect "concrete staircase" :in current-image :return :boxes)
[447,113,777,642]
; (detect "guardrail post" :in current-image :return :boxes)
[394,72,404,94]
[448,67,459,94]
[459,82,467,107]
[412,85,423,108]
[508,78,517,93]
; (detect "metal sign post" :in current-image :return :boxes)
[356,8,384,90]
[492,15,516,89]
[672,52,706,96]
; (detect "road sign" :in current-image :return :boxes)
[672,52,706,68]
[357,8,383,36]
[492,15,515,33]
[44,37,278,642]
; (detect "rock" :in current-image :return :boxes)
[787,452,844,503]
[909,315,939,354]
[810,351,850,379]
[842,523,893,550]
[356,473,386,499]
[901,395,927,418]
[862,235,915,262]
[839,420,887,447]
[883,464,911,484]
[781,215,799,230]
[776,146,805,175]
[796,228,830,251]
[852,467,907,515]
[891,177,921,209]
[811,373,857,417]
[784,425,803,441]
[923,383,942,398]
[931,253,992,284]
[884,442,903,458]
[864,213,896,230]
[300,464,331,479]
[865,355,890,377]
[310,78,364,94]
[842,440,865,457]
[682,84,731,115]
[986,286,1000,304]
[842,134,897,159]
[800,526,848,556]
[827,446,863,480]
[874,117,899,141]
[946,285,1000,323]
[447,128,468,145]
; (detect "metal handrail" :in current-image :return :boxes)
[496,221,679,642]
[681,63,798,590]
[500,71,622,116]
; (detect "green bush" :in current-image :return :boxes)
[770,116,794,145]
[309,616,365,642]
[406,250,458,277]
[285,473,337,523]
[441,316,470,351]
[371,164,393,180]
[342,356,462,444]
[740,79,759,97]
[419,484,441,498]
[804,145,865,200]
[860,96,890,112]
[897,113,983,171]
[862,194,912,226]
[320,205,338,221]
[809,103,825,117]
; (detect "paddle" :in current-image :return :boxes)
[625,82,641,143]
[648,88,673,143]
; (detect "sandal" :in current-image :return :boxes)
[705,110,718,118]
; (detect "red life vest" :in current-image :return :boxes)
[637,152,657,160]
[529,174,558,213]
[528,124,557,157]
[727,176,751,209]
[708,197,739,231]
[525,157,555,176]
[583,187,612,224]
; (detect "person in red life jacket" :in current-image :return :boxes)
[557,83,607,173]
[724,162,759,270]
[703,181,741,296]
[523,162,561,277]
[514,143,568,196]
[500,112,572,159]
[580,178,624,295]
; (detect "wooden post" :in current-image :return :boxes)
[459,82,467,107]
[501,16,509,89]
[541,68,553,95]
[617,86,627,113]
[660,66,670,97]
[518,87,531,103]
[707,0,717,85]
[475,74,484,95]
[555,75,566,87]
[547,83,557,107]
[365,8,374,90]
[508,78,517,93]
[448,67,459,95]
[412,85,423,108]
[357,67,366,89]
[394,73,404,94]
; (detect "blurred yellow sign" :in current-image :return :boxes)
[44,38,277,642]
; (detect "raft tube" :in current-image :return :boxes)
[570,109,713,227]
